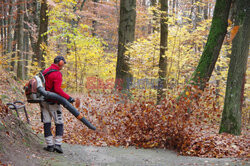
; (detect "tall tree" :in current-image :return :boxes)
[157,0,168,104]
[36,0,48,68]
[16,0,24,79]
[92,0,99,37]
[115,0,136,91]
[27,0,40,63]
[2,0,7,56]
[180,0,232,100]
[203,0,208,19]
[23,1,29,79]
[10,14,18,72]
[0,0,4,56]
[219,0,250,135]
[7,0,14,56]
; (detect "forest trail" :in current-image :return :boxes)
[41,143,247,166]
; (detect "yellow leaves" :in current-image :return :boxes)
[61,84,67,89]
[80,24,90,30]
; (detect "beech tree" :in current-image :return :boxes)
[16,0,25,79]
[7,0,14,56]
[219,0,250,135]
[36,0,48,68]
[27,0,40,63]
[179,0,232,101]
[115,0,136,91]
[157,0,168,104]
[92,0,99,37]
[191,0,232,90]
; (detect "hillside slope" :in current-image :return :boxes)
[0,67,47,165]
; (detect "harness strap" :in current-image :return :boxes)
[43,69,58,77]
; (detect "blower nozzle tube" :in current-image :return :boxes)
[38,87,96,130]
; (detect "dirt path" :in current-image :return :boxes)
[41,143,248,166]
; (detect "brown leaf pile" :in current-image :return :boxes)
[31,87,249,158]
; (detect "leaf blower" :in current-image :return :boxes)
[24,71,96,130]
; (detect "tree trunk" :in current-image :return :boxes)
[92,0,99,37]
[0,1,4,56]
[115,0,136,91]
[10,19,18,72]
[189,0,232,90]
[36,0,48,68]
[27,0,40,62]
[69,0,86,91]
[24,31,29,79]
[24,2,29,79]
[203,0,208,19]
[219,0,250,135]
[2,0,7,55]
[17,0,24,79]
[157,0,168,104]
[193,0,202,28]
[7,0,14,57]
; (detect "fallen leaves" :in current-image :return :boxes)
[30,86,249,158]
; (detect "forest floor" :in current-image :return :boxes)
[0,125,248,166]
[0,68,249,166]
[41,143,249,166]
[0,96,248,166]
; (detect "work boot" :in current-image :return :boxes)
[43,145,54,152]
[54,144,63,153]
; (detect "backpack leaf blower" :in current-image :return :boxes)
[24,71,96,130]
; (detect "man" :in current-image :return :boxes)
[41,56,75,153]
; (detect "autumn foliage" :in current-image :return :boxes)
[29,85,249,158]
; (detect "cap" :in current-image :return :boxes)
[54,56,66,64]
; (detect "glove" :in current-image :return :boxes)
[68,97,75,103]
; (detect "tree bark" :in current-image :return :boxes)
[36,0,48,68]
[178,0,232,104]
[203,0,208,19]
[17,0,24,79]
[2,0,7,55]
[0,1,4,56]
[189,0,232,90]
[157,0,168,104]
[24,1,29,79]
[7,0,14,56]
[193,0,202,28]
[219,0,250,135]
[92,0,99,37]
[10,17,18,72]
[115,0,136,91]
[27,0,40,62]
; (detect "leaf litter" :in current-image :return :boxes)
[29,86,249,159]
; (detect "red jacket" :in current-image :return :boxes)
[42,64,70,100]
